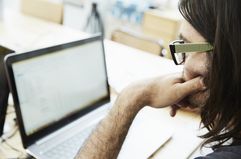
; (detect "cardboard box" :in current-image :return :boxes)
[142,10,182,58]
[21,0,63,24]
[112,28,163,56]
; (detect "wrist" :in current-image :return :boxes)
[119,82,151,111]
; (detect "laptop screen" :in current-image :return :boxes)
[11,40,108,136]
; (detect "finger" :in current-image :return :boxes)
[176,77,206,97]
[169,105,180,117]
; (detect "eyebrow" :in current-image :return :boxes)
[179,34,191,43]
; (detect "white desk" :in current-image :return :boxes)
[0,9,89,52]
[0,10,205,159]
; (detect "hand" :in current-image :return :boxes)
[123,73,206,112]
[146,73,206,107]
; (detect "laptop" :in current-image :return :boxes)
[4,35,111,159]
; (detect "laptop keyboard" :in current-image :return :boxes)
[43,125,96,159]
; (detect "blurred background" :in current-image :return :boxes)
[1,0,182,58]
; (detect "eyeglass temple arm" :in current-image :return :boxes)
[173,43,213,53]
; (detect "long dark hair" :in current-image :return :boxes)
[178,0,241,149]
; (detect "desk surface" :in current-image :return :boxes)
[0,9,90,52]
[0,10,205,159]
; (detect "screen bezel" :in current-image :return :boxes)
[4,35,110,148]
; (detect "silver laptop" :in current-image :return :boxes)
[4,35,111,159]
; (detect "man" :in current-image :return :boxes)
[76,0,241,158]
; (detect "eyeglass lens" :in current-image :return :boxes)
[175,52,186,64]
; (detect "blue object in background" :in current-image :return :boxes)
[111,0,150,24]
[112,0,124,18]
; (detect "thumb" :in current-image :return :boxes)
[177,77,206,97]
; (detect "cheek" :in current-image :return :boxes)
[184,53,209,80]
[186,53,208,66]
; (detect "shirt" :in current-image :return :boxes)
[195,145,241,159]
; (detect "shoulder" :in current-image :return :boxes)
[194,145,241,159]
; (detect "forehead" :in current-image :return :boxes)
[179,20,206,42]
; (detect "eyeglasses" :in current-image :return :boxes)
[169,40,214,65]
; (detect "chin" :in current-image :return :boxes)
[187,90,209,108]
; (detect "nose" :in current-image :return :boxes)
[183,53,208,81]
